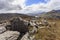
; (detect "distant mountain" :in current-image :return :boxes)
[0,10,60,21]
[0,13,34,21]
[26,12,44,16]
[26,13,41,16]
[40,10,60,19]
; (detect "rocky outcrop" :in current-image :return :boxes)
[21,32,29,40]
[21,32,35,40]
[0,31,20,40]
[5,17,29,40]
[0,26,6,34]
[9,17,29,33]
[0,22,20,40]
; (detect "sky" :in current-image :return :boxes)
[0,0,60,13]
[26,0,48,6]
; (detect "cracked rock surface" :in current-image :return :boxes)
[0,31,20,40]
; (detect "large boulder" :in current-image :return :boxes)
[5,17,29,40]
[9,18,29,35]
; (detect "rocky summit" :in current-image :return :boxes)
[0,11,60,40]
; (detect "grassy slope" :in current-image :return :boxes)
[36,10,60,40]
[35,19,60,40]
[35,11,60,40]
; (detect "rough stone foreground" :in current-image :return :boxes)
[0,31,20,40]
[21,32,35,40]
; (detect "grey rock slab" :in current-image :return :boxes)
[0,31,20,40]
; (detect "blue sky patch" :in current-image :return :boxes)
[26,0,49,6]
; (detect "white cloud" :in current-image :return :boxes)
[22,0,60,13]
[0,0,60,13]
[11,0,26,8]
[50,0,60,10]
[0,0,26,11]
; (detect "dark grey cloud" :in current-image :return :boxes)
[0,0,22,11]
